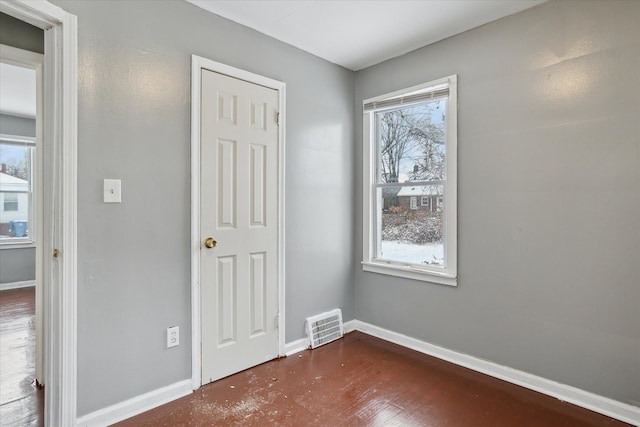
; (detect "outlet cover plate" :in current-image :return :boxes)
[167,326,179,348]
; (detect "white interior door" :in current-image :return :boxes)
[200,69,279,384]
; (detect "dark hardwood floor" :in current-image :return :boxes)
[116,331,630,427]
[0,287,44,427]
[0,288,628,427]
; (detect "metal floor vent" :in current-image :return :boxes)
[305,309,344,349]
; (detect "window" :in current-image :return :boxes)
[3,193,18,211]
[0,136,35,242]
[362,75,457,286]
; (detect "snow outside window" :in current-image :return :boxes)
[362,76,457,286]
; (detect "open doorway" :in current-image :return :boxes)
[0,14,44,425]
[0,1,78,424]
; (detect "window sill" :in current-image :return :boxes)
[362,261,457,287]
[0,240,36,250]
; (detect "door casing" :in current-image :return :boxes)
[190,55,286,390]
[0,1,78,425]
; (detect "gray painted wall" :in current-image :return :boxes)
[0,12,44,54]
[51,0,354,416]
[0,247,35,284]
[354,0,639,406]
[0,17,41,285]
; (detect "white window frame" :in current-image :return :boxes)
[362,75,457,286]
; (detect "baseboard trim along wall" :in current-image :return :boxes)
[353,320,640,426]
[76,380,192,427]
[0,280,35,291]
[283,337,308,356]
[77,319,638,426]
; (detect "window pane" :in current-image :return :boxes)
[376,100,446,184]
[0,143,32,239]
[377,185,444,267]
[374,99,447,267]
[4,193,18,211]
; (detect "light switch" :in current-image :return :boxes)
[103,179,121,203]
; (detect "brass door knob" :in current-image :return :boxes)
[204,237,217,248]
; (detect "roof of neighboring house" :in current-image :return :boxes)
[0,172,28,191]
[397,185,443,197]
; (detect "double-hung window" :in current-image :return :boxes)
[362,75,457,286]
[0,135,35,242]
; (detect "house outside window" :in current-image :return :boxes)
[362,75,457,286]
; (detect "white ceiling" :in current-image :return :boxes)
[186,0,546,71]
[0,63,36,119]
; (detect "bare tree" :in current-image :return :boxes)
[379,110,414,183]
[409,110,445,181]
[379,104,445,183]
[0,147,29,180]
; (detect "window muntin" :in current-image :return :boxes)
[363,76,457,285]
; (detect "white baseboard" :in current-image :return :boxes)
[354,320,640,426]
[0,280,35,291]
[76,379,192,427]
[343,319,357,333]
[284,337,308,356]
[82,321,638,426]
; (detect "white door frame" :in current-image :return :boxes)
[190,55,286,390]
[0,1,78,425]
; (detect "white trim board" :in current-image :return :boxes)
[190,55,287,391]
[352,320,640,426]
[76,380,192,427]
[0,280,35,291]
[284,337,308,357]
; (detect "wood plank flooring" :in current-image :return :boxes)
[116,331,630,426]
[0,287,43,427]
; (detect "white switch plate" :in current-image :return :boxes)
[167,326,179,348]
[103,179,121,203]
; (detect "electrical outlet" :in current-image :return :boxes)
[167,326,179,348]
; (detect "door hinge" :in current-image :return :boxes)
[276,112,280,126]
[53,248,60,258]
[275,313,281,329]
